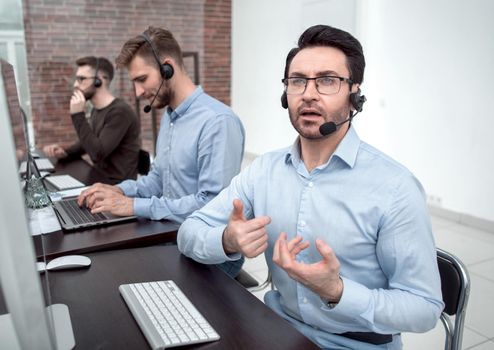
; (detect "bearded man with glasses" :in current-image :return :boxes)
[43,56,140,181]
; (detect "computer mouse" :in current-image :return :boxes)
[46,255,91,271]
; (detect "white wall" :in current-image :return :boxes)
[232,0,494,222]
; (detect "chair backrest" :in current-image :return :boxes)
[138,149,151,175]
[437,248,470,350]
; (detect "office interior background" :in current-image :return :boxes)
[1,0,493,349]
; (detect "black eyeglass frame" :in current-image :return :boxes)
[74,75,97,83]
[282,75,354,95]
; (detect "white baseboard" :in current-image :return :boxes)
[428,205,494,234]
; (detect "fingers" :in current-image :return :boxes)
[315,239,340,274]
[43,144,58,157]
[53,147,66,159]
[42,145,51,156]
[72,89,85,100]
[241,231,269,258]
[90,196,133,217]
[77,183,103,206]
[241,215,271,233]
[315,239,336,262]
[70,90,86,114]
[230,199,245,221]
[273,233,310,270]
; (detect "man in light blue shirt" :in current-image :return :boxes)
[78,27,245,227]
[177,25,443,349]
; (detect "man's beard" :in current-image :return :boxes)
[288,103,351,139]
[153,83,173,109]
[79,86,96,100]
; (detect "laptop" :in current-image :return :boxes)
[52,196,137,231]
[27,153,136,231]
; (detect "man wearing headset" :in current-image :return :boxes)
[77,27,245,276]
[177,25,443,349]
[43,56,140,181]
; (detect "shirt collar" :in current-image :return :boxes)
[285,125,361,169]
[167,86,204,121]
[333,126,360,168]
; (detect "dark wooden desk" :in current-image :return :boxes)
[35,158,179,259]
[46,245,319,350]
[53,157,120,186]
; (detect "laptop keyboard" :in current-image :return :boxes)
[59,198,106,224]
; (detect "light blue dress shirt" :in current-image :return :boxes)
[178,126,444,349]
[118,86,245,223]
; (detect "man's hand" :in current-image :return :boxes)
[43,144,67,159]
[88,191,133,217]
[273,233,343,302]
[70,89,87,114]
[222,199,271,258]
[77,183,125,209]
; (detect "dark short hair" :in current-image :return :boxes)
[76,56,114,82]
[115,26,184,70]
[284,25,365,85]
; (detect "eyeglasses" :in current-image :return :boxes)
[282,76,353,95]
[75,76,96,83]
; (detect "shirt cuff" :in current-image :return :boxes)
[70,111,85,121]
[207,225,242,262]
[117,180,137,197]
[133,197,152,218]
[322,276,371,317]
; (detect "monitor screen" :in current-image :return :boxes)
[0,59,74,349]
[0,59,29,161]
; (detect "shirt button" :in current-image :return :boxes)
[170,122,173,127]
[308,182,313,187]
[300,220,306,227]
[303,298,308,304]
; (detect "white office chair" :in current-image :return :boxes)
[437,248,470,350]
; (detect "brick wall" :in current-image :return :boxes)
[204,0,231,106]
[22,0,231,155]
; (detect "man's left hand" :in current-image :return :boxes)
[81,187,133,217]
[273,232,343,302]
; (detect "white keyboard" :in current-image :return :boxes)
[119,280,220,349]
[44,175,85,190]
[19,158,55,173]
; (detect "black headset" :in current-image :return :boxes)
[93,57,102,88]
[281,85,366,112]
[139,33,174,80]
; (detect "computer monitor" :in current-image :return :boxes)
[0,60,74,349]
[0,59,30,161]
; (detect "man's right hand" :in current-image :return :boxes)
[222,199,271,258]
[43,144,67,159]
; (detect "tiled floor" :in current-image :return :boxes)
[242,214,494,349]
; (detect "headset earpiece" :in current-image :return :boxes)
[281,92,288,109]
[140,33,174,80]
[349,88,366,112]
[161,63,174,80]
[93,77,102,88]
[93,57,102,88]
